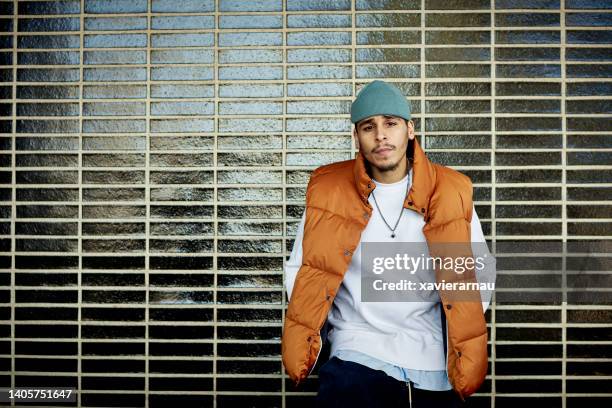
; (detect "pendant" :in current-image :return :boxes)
[391,233,395,238]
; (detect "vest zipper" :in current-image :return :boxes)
[307,331,322,376]
[445,316,450,381]
[308,290,333,376]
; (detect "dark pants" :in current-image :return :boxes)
[315,356,464,408]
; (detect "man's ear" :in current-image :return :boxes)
[353,127,360,150]
[407,119,415,141]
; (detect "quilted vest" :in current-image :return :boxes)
[281,138,488,400]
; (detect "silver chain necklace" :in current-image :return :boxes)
[370,176,410,239]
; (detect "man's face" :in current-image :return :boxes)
[353,115,415,173]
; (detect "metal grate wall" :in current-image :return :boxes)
[1,0,611,407]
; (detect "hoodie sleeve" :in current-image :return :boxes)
[470,205,496,312]
[285,209,306,302]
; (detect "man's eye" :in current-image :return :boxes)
[364,126,372,131]
[387,122,396,126]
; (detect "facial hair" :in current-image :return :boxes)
[373,158,401,172]
[366,145,413,176]
[369,145,401,172]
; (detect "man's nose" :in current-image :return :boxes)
[374,126,387,141]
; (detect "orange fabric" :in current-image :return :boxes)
[281,138,488,400]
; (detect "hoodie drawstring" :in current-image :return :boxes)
[406,381,412,407]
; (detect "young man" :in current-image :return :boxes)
[282,80,495,407]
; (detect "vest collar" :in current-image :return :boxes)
[353,137,436,217]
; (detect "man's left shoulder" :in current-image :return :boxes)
[432,163,473,193]
[430,164,474,222]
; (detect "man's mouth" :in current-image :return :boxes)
[373,146,394,154]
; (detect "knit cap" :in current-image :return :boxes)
[350,80,411,124]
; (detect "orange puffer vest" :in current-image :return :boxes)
[281,138,488,400]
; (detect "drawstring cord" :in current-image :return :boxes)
[407,381,412,407]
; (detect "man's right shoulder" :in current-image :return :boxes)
[309,158,355,185]
[305,158,356,201]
